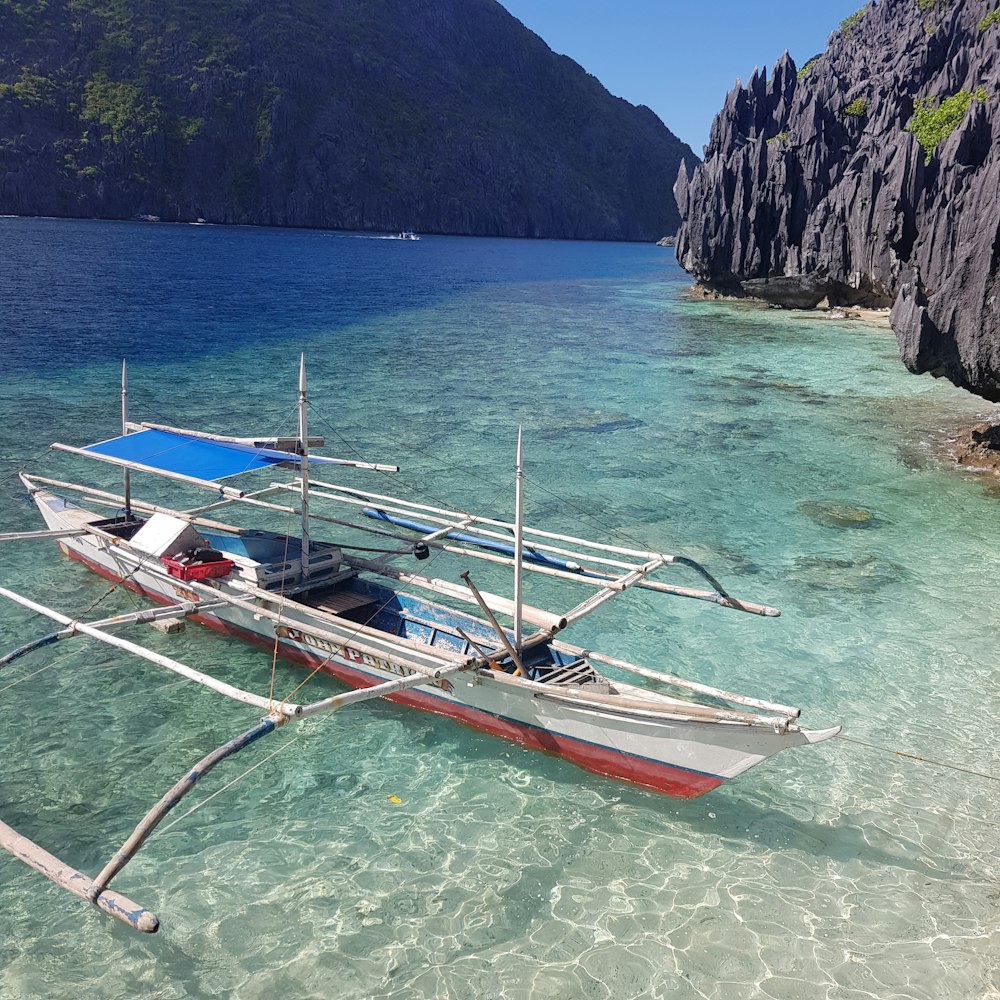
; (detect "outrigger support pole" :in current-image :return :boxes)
[297,353,311,579]
[459,570,527,676]
[87,717,279,912]
[0,586,300,716]
[513,427,525,650]
[86,658,481,919]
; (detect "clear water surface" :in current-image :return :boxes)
[1,218,998,999]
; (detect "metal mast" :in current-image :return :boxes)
[513,426,524,648]
[297,354,311,577]
[121,360,132,521]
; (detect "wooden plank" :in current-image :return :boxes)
[0,528,87,543]
[0,819,158,932]
[304,589,376,615]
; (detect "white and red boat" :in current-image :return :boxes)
[0,359,839,933]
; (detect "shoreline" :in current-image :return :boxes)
[685,283,894,329]
[684,283,1000,480]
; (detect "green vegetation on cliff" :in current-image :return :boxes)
[979,6,1000,29]
[840,8,867,37]
[906,87,988,162]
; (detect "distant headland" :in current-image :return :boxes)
[0,0,695,242]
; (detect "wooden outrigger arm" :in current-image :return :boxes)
[0,586,299,716]
[0,581,495,933]
[0,819,161,933]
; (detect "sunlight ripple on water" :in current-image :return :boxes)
[0,218,998,999]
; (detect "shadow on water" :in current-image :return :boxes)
[412,720,961,884]
[664,792,959,882]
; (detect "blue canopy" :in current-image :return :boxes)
[84,428,339,481]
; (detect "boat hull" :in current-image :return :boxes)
[30,490,815,798]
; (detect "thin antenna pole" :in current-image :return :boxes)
[121,360,132,520]
[297,354,311,577]
[513,426,524,648]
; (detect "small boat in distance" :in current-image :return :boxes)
[0,359,840,933]
[393,230,420,239]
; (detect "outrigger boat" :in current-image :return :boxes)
[0,359,839,933]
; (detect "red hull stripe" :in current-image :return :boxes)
[64,547,725,798]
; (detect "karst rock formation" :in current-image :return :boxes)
[675,0,1000,401]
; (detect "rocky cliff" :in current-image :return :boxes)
[674,0,1000,401]
[0,0,694,241]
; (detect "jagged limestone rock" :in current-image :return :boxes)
[675,0,1000,401]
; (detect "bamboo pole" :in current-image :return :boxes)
[0,528,88,543]
[0,586,300,717]
[345,554,567,633]
[530,685,790,729]
[121,360,132,520]
[340,511,782,617]
[86,600,227,631]
[297,657,472,718]
[0,819,159,932]
[483,669,789,728]
[181,483,290,517]
[562,558,666,626]
[86,654,478,915]
[180,574,464,677]
[294,485,780,617]
[513,428,524,649]
[88,718,278,902]
[129,420,326,451]
[304,478,672,561]
[130,421,398,471]
[549,641,801,717]
[187,477,777,619]
[18,473,780,618]
[0,602,225,672]
[49,443,246,500]
[19,474,249,534]
[298,355,311,578]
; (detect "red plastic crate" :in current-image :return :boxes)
[160,556,234,581]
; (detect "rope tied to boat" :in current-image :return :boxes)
[837,734,998,783]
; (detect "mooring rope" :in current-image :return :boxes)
[267,525,294,711]
[0,647,81,695]
[836,734,998,783]
[154,730,302,837]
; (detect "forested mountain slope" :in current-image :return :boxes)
[0,0,694,240]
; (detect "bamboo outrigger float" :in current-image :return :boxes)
[0,359,840,933]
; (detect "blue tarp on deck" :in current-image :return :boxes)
[84,428,333,481]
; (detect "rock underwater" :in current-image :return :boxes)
[674,0,1000,403]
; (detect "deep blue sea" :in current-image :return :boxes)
[1,217,998,999]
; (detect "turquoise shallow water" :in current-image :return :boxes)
[1,218,999,998]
